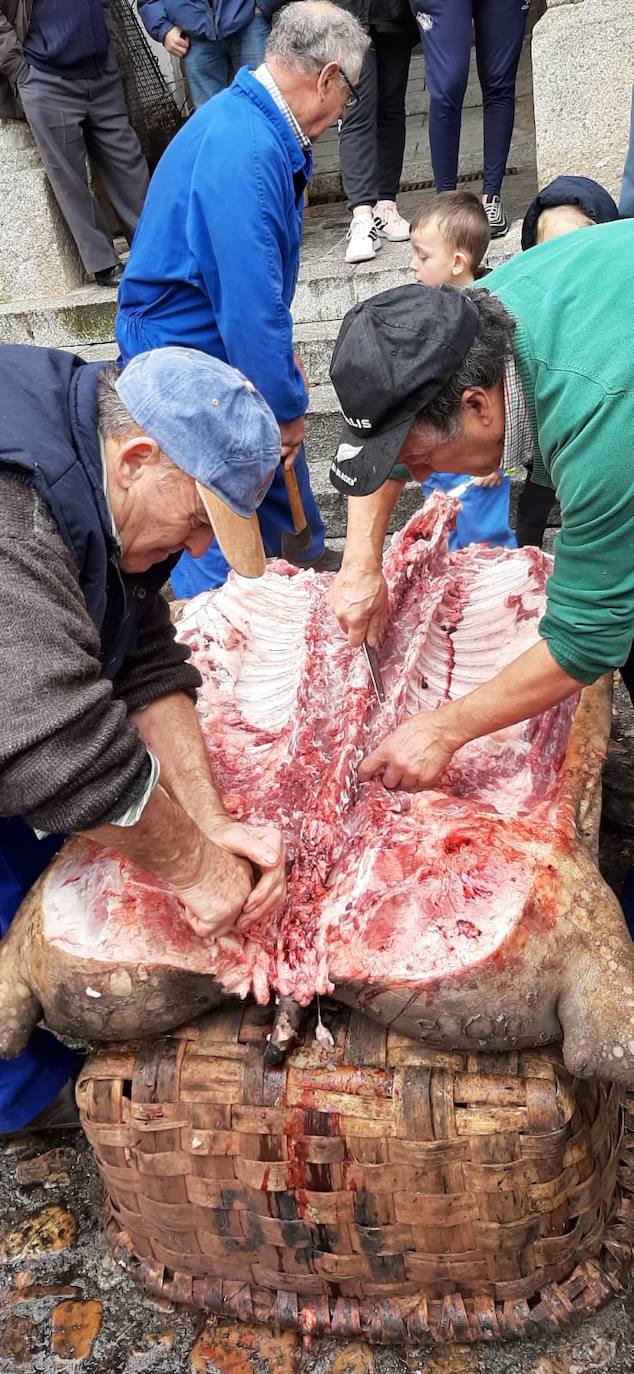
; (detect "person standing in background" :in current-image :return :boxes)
[337,0,417,264]
[0,0,148,288]
[410,0,528,238]
[137,0,284,108]
[117,2,369,597]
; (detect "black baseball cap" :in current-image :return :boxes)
[329,284,479,498]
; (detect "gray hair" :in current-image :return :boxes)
[97,364,143,439]
[413,287,516,441]
[266,2,369,80]
[97,364,181,485]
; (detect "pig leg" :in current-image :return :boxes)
[0,906,42,1058]
[556,849,634,1085]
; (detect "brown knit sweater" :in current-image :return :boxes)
[0,474,201,834]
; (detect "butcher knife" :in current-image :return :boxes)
[363,641,386,705]
[451,477,476,499]
[281,463,313,563]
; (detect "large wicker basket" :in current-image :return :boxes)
[77,1001,634,1344]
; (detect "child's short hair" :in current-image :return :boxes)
[410,191,491,269]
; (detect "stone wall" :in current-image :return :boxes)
[0,123,85,302]
[532,0,634,199]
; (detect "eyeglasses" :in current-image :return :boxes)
[339,67,361,108]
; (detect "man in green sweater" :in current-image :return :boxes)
[328,219,634,790]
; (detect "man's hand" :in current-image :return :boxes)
[205,818,287,922]
[165,25,190,56]
[359,712,458,791]
[329,564,389,648]
[173,842,253,939]
[280,416,306,469]
[473,470,503,489]
[294,352,309,396]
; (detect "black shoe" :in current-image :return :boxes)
[94,262,124,288]
[0,1078,80,1139]
[296,546,343,573]
[483,195,508,238]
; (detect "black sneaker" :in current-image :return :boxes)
[293,546,343,573]
[483,195,508,238]
[94,262,124,288]
[0,1078,80,1139]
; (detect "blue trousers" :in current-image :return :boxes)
[171,447,326,597]
[183,13,270,108]
[0,819,76,1131]
[412,0,527,196]
[620,84,634,218]
[423,470,516,552]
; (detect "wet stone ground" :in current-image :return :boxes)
[1,689,633,1374]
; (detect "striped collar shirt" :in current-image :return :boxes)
[502,355,534,475]
[253,63,311,151]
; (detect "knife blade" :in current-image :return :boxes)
[363,641,386,704]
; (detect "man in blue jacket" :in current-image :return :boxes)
[0,344,287,1135]
[138,0,282,108]
[117,1,369,597]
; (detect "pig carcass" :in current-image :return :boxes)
[2,494,633,1083]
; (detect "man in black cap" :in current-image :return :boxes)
[328,219,634,792]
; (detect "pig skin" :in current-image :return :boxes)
[1,496,633,1084]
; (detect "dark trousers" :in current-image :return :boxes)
[412,0,527,196]
[339,33,413,209]
[515,471,557,549]
[18,50,149,274]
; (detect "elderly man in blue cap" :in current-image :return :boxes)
[0,342,287,1137]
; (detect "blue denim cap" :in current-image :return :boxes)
[115,347,280,577]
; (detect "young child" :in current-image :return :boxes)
[408,191,516,552]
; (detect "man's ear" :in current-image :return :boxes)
[110,435,162,490]
[316,61,340,99]
[460,386,497,427]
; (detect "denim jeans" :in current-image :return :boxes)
[183,13,270,108]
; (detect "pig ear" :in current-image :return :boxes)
[555,849,634,1086]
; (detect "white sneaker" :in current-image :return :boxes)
[345,212,381,264]
[374,200,410,242]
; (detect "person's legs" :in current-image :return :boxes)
[0,819,76,1134]
[620,83,634,217]
[339,42,379,209]
[228,11,271,70]
[170,450,327,596]
[183,34,231,107]
[83,55,149,247]
[412,0,472,190]
[375,34,412,202]
[17,68,119,274]
[339,45,382,262]
[473,0,527,198]
[515,471,556,549]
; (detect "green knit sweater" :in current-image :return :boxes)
[486,219,634,683]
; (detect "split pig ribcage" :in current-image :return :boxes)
[39,495,585,1014]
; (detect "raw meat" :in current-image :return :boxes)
[2,495,633,1084]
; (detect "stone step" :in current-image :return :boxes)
[0,283,117,349]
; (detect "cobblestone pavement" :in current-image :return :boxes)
[1,684,633,1374]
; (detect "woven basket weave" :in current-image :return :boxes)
[77,1001,634,1344]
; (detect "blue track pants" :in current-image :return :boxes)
[411,0,528,196]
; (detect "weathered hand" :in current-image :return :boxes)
[473,470,503,488]
[174,845,253,939]
[328,564,389,648]
[165,25,190,56]
[294,352,309,396]
[207,819,287,921]
[359,713,458,791]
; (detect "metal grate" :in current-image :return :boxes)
[109,0,185,169]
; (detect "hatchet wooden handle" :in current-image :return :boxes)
[283,463,308,534]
